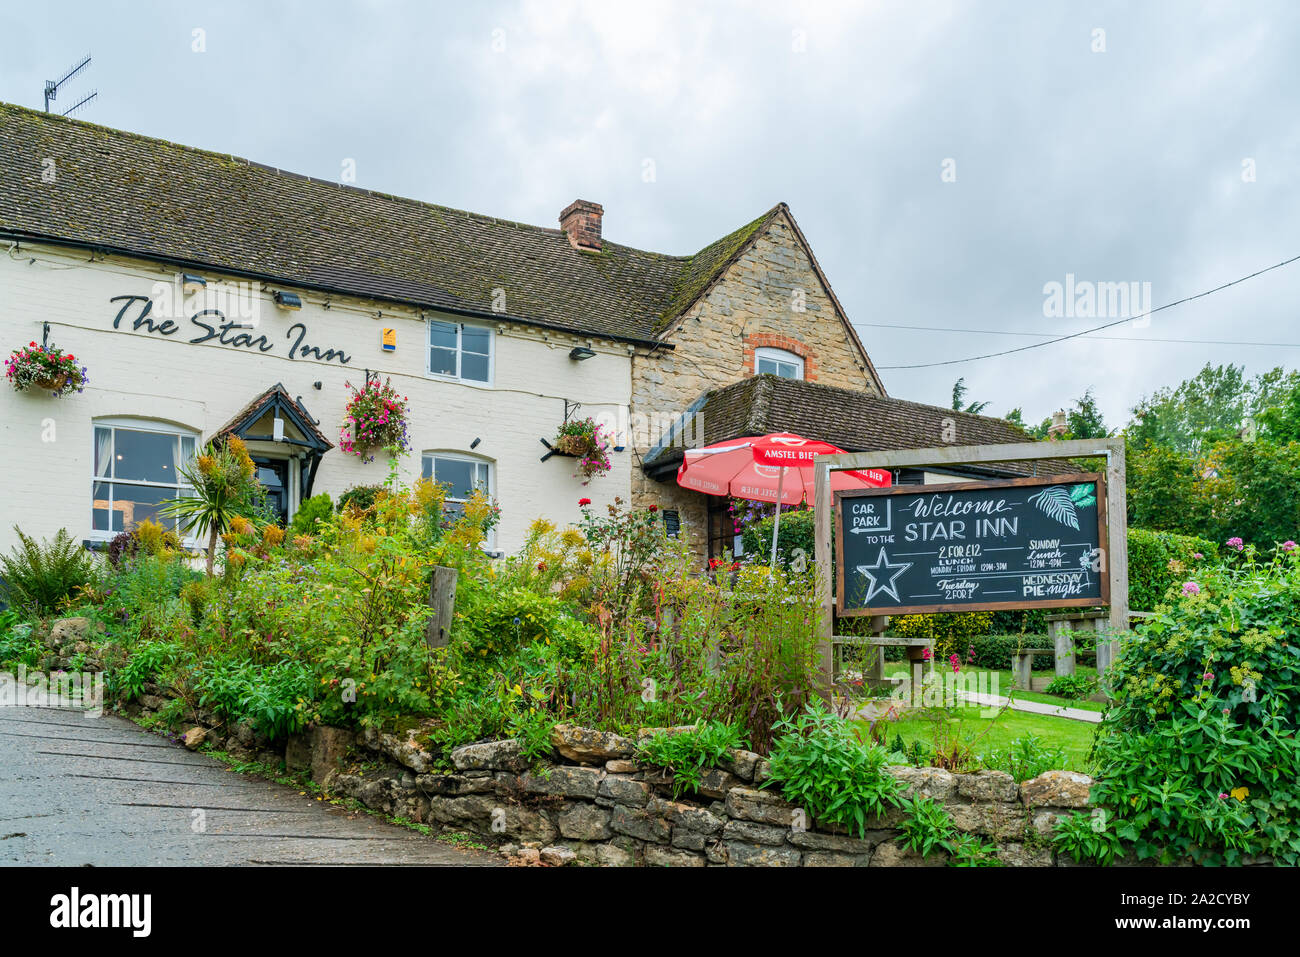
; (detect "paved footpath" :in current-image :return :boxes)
[0,676,498,866]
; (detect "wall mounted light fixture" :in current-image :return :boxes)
[568,346,596,361]
[181,273,207,295]
[273,290,303,310]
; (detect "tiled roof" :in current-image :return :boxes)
[643,374,1042,476]
[0,102,785,346]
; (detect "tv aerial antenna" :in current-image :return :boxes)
[44,54,98,116]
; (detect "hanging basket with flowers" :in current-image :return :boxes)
[339,377,410,462]
[6,341,88,397]
[552,416,612,483]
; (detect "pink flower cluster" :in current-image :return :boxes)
[339,377,410,460]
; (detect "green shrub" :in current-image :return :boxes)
[956,633,1055,670]
[336,484,385,514]
[110,641,182,702]
[1089,550,1300,864]
[1053,810,1123,865]
[980,733,1068,782]
[1043,674,1097,701]
[289,493,333,536]
[739,509,817,567]
[766,699,901,837]
[1126,527,1218,611]
[636,721,744,797]
[988,608,1047,634]
[197,658,312,739]
[0,614,40,668]
[890,612,994,661]
[0,527,98,613]
[896,794,956,857]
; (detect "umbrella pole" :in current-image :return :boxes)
[770,466,785,567]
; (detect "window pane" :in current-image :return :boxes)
[113,429,178,484]
[429,346,457,377]
[429,320,458,350]
[461,352,490,382]
[757,357,778,375]
[421,457,433,480]
[433,458,476,500]
[94,427,113,478]
[462,326,491,356]
[106,483,176,531]
[179,436,196,475]
[92,481,119,532]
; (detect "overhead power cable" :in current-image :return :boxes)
[857,321,1300,349]
[874,253,1300,370]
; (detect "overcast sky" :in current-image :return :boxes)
[3,0,1297,428]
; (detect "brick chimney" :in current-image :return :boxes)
[559,199,603,251]
[1048,410,1068,438]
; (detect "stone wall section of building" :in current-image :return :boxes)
[629,211,881,557]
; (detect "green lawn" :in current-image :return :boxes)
[861,705,1101,774]
[883,662,1107,712]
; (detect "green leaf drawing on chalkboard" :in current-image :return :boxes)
[1028,486,1080,530]
[1068,483,1097,510]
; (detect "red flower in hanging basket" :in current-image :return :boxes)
[339,377,410,462]
[6,342,88,397]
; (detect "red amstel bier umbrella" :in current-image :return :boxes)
[676,432,891,564]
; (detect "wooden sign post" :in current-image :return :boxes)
[812,439,1128,698]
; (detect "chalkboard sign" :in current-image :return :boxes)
[835,473,1109,616]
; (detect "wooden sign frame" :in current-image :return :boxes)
[833,472,1109,617]
[811,438,1130,699]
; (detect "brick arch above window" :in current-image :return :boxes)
[743,333,817,381]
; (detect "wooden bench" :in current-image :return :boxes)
[1010,648,1053,690]
[833,635,933,690]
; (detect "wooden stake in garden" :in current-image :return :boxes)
[426,565,458,649]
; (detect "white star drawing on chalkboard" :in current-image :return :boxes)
[856,548,913,604]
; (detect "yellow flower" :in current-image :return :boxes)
[1230,786,1249,802]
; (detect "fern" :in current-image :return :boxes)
[0,526,98,613]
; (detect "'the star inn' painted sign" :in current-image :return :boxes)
[834,474,1109,616]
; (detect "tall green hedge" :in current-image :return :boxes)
[1126,528,1219,610]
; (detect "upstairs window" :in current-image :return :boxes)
[428,318,493,384]
[755,347,804,379]
[92,421,196,539]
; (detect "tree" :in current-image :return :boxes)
[1200,439,1300,547]
[1065,388,1110,439]
[1127,363,1299,453]
[1127,443,1210,534]
[951,378,990,414]
[159,436,264,575]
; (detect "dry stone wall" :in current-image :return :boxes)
[313,723,1094,867]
